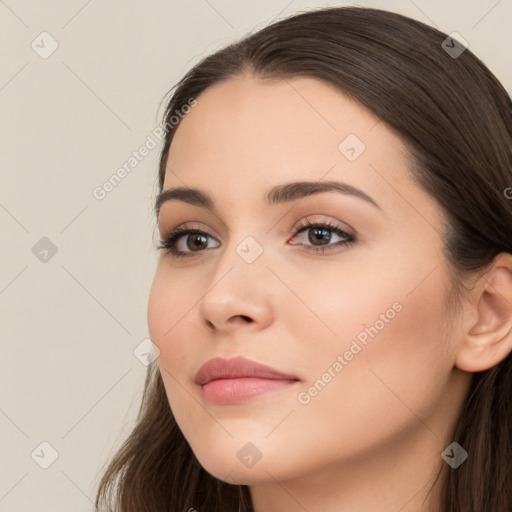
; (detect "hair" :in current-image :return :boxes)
[94,6,512,511]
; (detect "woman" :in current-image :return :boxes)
[95,6,512,511]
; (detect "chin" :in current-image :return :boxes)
[198,457,278,485]
[187,438,289,485]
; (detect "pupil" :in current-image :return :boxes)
[188,234,208,251]
[309,228,331,245]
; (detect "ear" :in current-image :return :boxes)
[455,252,512,373]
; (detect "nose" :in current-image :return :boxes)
[198,246,274,333]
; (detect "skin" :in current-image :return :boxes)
[147,74,512,511]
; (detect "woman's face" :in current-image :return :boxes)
[147,75,470,488]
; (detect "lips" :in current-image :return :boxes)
[194,356,299,385]
[194,356,300,405]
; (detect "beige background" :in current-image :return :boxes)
[0,0,510,510]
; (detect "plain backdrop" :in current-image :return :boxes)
[0,0,510,510]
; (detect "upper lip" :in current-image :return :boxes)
[194,356,300,385]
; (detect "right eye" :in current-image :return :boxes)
[157,225,220,258]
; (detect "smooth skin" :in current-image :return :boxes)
[147,74,512,512]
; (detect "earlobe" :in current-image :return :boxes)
[455,253,512,373]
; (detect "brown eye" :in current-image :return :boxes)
[183,233,209,251]
[289,220,355,253]
[157,227,220,258]
[307,227,333,246]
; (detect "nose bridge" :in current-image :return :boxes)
[198,229,272,329]
[214,212,269,278]
[208,230,268,298]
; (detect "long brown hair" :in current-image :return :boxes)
[94,6,512,511]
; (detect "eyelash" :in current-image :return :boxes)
[157,218,355,259]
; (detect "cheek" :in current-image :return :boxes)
[287,247,453,413]
[296,263,452,436]
[147,268,202,428]
[147,267,194,371]
[299,235,453,372]
[147,268,172,349]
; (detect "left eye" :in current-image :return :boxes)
[289,222,355,252]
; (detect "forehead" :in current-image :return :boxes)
[167,76,406,176]
[163,76,436,221]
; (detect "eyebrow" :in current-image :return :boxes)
[154,180,382,216]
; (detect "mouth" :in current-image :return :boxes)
[194,356,300,405]
[201,377,299,405]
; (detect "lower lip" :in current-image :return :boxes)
[200,377,298,405]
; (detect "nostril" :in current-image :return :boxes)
[239,315,252,323]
